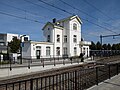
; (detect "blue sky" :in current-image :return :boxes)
[0,0,120,44]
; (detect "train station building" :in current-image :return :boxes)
[22,15,91,59]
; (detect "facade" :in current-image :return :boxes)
[0,33,18,53]
[0,33,29,54]
[22,15,91,59]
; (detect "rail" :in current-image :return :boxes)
[0,61,120,90]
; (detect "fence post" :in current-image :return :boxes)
[63,58,65,65]
[54,57,55,66]
[117,63,119,75]
[108,64,111,79]
[10,58,12,71]
[75,70,77,90]
[30,79,33,90]
[28,59,30,69]
[96,67,98,85]
[78,57,79,64]
[58,56,59,61]
[43,59,44,67]
[70,57,72,64]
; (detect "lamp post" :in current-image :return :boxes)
[20,35,26,64]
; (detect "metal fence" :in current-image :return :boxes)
[90,50,120,57]
[0,57,84,70]
[0,62,120,90]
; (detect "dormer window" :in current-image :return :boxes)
[73,23,77,30]
[48,28,50,30]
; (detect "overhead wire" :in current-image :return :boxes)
[0,0,99,39]
[0,1,49,19]
[38,0,118,34]
[0,0,116,38]
[23,0,66,16]
[59,0,118,34]
[59,0,98,20]
[0,11,45,24]
[82,0,120,30]
[83,0,114,20]
[23,0,100,37]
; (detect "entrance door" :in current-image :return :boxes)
[36,50,40,59]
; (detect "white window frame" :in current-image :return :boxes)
[73,35,77,43]
[57,35,60,42]
[63,47,67,55]
[36,46,41,56]
[46,47,50,56]
[56,47,60,56]
[73,23,77,30]
[74,47,77,55]
[64,35,67,43]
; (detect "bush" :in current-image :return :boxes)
[0,60,9,64]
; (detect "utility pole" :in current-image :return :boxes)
[100,35,102,49]
[100,34,120,45]
[20,35,26,64]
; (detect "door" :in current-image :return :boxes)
[36,50,40,59]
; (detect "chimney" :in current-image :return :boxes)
[53,18,56,23]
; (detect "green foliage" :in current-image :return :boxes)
[107,44,111,50]
[102,44,107,50]
[0,61,9,64]
[90,41,120,50]
[90,41,96,50]
[112,43,120,50]
[96,41,102,50]
[8,37,20,53]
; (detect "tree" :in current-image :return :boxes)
[116,43,120,50]
[107,43,111,50]
[112,44,117,50]
[102,44,107,50]
[90,41,96,50]
[96,41,102,50]
[8,37,20,53]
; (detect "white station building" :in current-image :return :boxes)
[22,15,91,59]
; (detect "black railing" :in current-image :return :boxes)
[0,62,120,90]
[0,56,84,70]
[90,50,120,57]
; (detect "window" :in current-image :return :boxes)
[73,23,77,30]
[24,37,28,41]
[74,47,77,55]
[48,28,50,30]
[46,47,50,56]
[0,42,5,46]
[64,35,67,43]
[83,48,85,55]
[57,35,60,42]
[47,35,50,42]
[73,35,77,43]
[36,46,41,56]
[12,36,17,40]
[36,46,41,49]
[0,35,4,40]
[87,48,88,57]
[63,47,67,55]
[56,47,60,55]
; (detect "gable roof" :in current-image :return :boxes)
[57,15,82,24]
[42,15,82,30]
[42,22,63,30]
[42,22,53,30]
